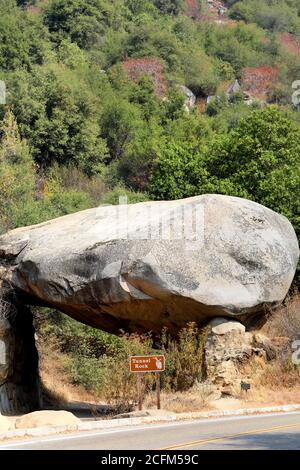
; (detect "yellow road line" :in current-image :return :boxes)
[158,422,300,450]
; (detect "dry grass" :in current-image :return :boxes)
[236,352,300,407]
[245,385,300,406]
[263,294,300,341]
[39,343,300,413]
[249,296,300,405]
[38,341,98,405]
[236,372,300,407]
[46,165,107,206]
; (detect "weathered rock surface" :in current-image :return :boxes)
[210,317,246,335]
[15,410,80,429]
[252,333,277,361]
[0,194,298,336]
[205,318,278,396]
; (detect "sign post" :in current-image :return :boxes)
[130,355,165,410]
[156,372,161,410]
[137,374,143,411]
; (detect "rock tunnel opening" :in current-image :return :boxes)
[0,195,298,415]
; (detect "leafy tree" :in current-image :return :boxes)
[0,110,98,231]
[151,107,300,241]
[100,98,141,162]
[203,22,270,73]
[149,141,213,200]
[161,87,186,121]
[43,0,114,49]
[207,107,300,234]
[0,1,51,72]
[6,65,108,174]
[56,39,88,69]
[17,1,37,5]
[180,48,218,96]
[229,0,300,34]
[116,118,162,190]
[0,0,299,248]
[129,75,159,121]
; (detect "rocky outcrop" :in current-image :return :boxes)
[210,317,246,335]
[252,333,277,361]
[205,318,278,396]
[0,194,298,413]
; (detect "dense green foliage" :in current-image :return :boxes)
[0,3,299,253]
[0,1,299,201]
[229,0,300,34]
[0,0,299,267]
[150,107,300,236]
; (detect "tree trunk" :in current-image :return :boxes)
[0,303,41,415]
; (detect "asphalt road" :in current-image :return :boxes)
[1,412,300,450]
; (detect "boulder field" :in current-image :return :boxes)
[0,194,298,414]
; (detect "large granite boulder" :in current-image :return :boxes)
[0,194,298,414]
[0,194,298,336]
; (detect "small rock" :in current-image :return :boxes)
[210,318,246,335]
[15,410,80,429]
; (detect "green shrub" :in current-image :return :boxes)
[101,186,150,205]
[162,323,207,391]
[66,355,107,394]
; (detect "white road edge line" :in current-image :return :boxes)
[1,411,300,449]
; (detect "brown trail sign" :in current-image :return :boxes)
[129,355,165,410]
[130,355,165,373]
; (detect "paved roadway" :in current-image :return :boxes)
[0,412,300,450]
